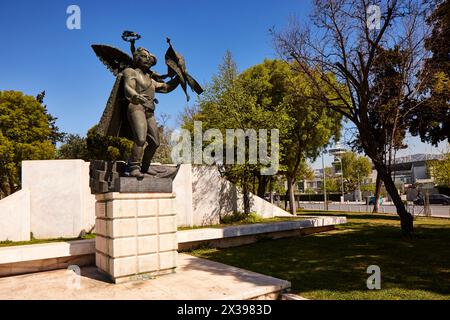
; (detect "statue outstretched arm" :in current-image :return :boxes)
[155,76,180,93]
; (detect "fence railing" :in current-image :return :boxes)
[290,202,450,217]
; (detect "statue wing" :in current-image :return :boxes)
[92,44,133,76]
[96,73,133,140]
[96,74,124,136]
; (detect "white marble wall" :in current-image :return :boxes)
[0,161,290,240]
[22,160,95,239]
[175,165,290,227]
[0,189,30,241]
[173,164,194,227]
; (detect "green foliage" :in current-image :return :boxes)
[304,187,316,194]
[86,125,133,161]
[295,160,314,181]
[220,212,263,225]
[324,177,341,193]
[58,113,172,164]
[182,54,343,214]
[359,184,375,193]
[280,70,343,170]
[152,114,174,164]
[322,167,341,193]
[184,53,290,214]
[428,153,450,187]
[269,175,286,195]
[278,63,343,213]
[57,134,89,160]
[36,91,65,145]
[359,184,388,197]
[410,0,450,145]
[0,90,59,196]
[339,152,372,192]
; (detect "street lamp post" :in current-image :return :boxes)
[356,169,361,202]
[322,150,328,211]
[338,157,344,202]
[329,144,346,203]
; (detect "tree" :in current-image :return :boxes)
[348,46,411,212]
[274,0,427,236]
[280,68,342,214]
[427,153,450,186]
[182,51,283,215]
[0,132,15,198]
[58,113,172,164]
[410,0,450,145]
[324,167,341,193]
[0,90,61,197]
[340,152,372,192]
[183,55,341,215]
[238,60,293,198]
[204,52,258,216]
[295,161,315,193]
[57,134,89,160]
[297,161,314,182]
[238,60,342,214]
[152,113,174,164]
[86,125,133,161]
[36,91,65,145]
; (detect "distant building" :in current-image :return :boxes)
[297,169,324,193]
[298,153,443,194]
[366,154,443,187]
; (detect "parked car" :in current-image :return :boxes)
[414,193,450,205]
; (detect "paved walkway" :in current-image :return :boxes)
[0,254,290,300]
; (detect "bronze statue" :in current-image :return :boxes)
[92,31,203,179]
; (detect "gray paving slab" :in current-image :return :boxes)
[0,254,290,300]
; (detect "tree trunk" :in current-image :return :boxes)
[242,177,251,216]
[284,189,288,210]
[373,172,382,213]
[257,175,269,198]
[0,176,12,198]
[269,176,274,203]
[376,163,414,237]
[287,176,297,215]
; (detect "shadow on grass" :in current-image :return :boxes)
[191,219,450,299]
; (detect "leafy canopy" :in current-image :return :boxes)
[0,90,59,196]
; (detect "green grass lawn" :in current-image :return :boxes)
[0,233,96,248]
[189,211,450,300]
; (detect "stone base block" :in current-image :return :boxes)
[89,161,179,194]
[95,251,177,284]
[114,177,173,193]
[94,192,178,284]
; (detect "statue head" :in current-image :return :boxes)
[133,47,157,69]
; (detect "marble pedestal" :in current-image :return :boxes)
[95,192,177,284]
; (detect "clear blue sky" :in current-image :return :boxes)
[0,0,446,168]
[0,0,309,132]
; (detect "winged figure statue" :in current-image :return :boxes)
[91,31,203,178]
